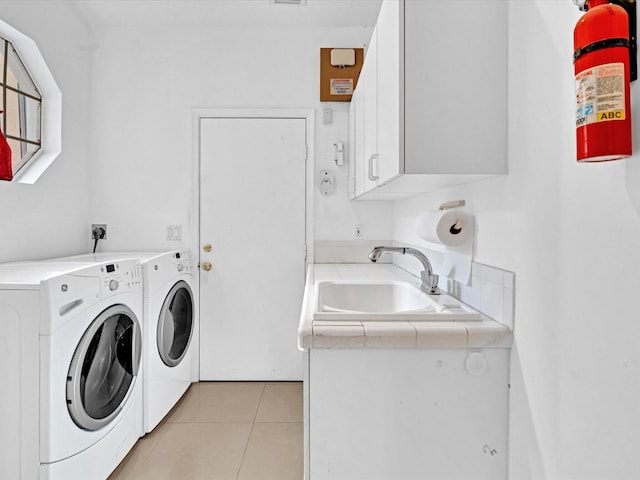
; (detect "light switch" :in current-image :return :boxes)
[334,141,344,166]
[323,107,333,124]
[166,224,182,241]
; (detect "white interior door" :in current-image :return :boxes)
[199,116,307,380]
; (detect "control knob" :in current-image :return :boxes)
[109,279,119,291]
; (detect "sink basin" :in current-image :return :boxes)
[313,281,481,321]
[318,281,436,314]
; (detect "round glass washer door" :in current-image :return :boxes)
[66,304,141,431]
[157,280,194,367]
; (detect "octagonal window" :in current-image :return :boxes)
[1,37,42,180]
[0,18,61,184]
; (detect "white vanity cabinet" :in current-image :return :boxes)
[299,264,513,480]
[307,348,509,480]
[349,0,508,199]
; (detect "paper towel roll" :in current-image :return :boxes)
[415,210,473,247]
[415,210,474,284]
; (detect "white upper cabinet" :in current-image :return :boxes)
[375,0,401,187]
[348,0,508,199]
[361,24,379,196]
[348,80,365,199]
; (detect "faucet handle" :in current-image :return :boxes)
[420,271,440,295]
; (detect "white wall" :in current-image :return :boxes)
[315,104,393,243]
[393,2,640,478]
[0,3,91,263]
[87,24,392,256]
[9,2,639,477]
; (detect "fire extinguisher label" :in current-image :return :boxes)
[576,62,626,128]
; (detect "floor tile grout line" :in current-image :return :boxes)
[235,382,267,480]
[254,420,304,423]
[110,401,191,479]
[109,382,304,480]
[133,409,176,466]
[253,382,268,423]
[235,419,256,480]
[149,384,200,449]
[141,383,200,465]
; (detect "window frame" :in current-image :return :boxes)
[1,38,43,176]
[0,18,61,184]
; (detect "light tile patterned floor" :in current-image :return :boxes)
[109,382,303,480]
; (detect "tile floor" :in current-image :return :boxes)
[109,382,303,480]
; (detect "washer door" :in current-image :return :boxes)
[157,280,194,367]
[67,304,141,431]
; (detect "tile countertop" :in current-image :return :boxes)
[297,264,513,350]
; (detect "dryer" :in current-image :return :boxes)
[53,251,197,433]
[0,260,143,480]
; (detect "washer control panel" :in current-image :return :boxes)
[45,260,142,335]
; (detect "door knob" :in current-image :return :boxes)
[203,243,212,252]
[202,261,212,271]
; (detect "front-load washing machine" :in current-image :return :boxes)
[51,251,197,433]
[0,259,143,480]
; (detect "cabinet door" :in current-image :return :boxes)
[348,88,356,200]
[403,0,507,174]
[361,25,379,194]
[309,348,509,480]
[376,0,402,185]
[348,85,364,199]
[350,0,507,199]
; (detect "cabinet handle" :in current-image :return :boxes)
[368,154,379,181]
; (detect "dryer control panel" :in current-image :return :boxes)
[172,251,191,274]
[98,260,142,298]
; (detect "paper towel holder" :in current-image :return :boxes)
[438,199,466,210]
[438,200,466,233]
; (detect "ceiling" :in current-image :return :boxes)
[68,0,383,28]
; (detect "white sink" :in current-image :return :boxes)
[313,281,481,321]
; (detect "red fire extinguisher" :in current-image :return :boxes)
[0,110,12,181]
[574,0,632,162]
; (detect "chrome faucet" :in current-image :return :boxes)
[368,246,441,295]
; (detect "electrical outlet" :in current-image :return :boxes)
[355,225,363,240]
[91,224,107,240]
